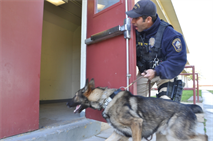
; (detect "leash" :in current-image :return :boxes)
[148,80,151,97]
[145,135,153,141]
[123,71,151,98]
[123,75,144,90]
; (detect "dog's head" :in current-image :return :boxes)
[67,78,96,113]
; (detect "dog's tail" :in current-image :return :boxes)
[186,104,203,114]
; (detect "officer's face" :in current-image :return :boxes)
[131,17,150,32]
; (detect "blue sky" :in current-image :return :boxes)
[172,0,213,85]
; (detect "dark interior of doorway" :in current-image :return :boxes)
[40,1,82,129]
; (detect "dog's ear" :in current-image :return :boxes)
[83,79,89,91]
[84,78,95,97]
[89,78,95,89]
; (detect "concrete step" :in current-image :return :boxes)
[81,113,206,141]
[1,118,101,141]
[82,122,206,141]
[81,127,157,141]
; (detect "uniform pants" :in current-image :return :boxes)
[137,73,174,99]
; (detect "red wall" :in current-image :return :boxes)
[0,0,44,138]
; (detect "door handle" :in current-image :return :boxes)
[85,18,131,45]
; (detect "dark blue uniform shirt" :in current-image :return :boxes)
[138,14,187,79]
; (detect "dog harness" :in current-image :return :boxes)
[101,89,121,109]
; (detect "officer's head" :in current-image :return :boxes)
[126,0,157,32]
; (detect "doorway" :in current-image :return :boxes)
[40,1,82,128]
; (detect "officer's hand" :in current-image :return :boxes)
[141,69,156,80]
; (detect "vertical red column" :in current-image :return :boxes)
[0,0,44,138]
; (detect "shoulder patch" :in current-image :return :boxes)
[172,38,182,52]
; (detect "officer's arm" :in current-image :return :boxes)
[154,35,187,79]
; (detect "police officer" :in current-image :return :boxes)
[126,0,187,99]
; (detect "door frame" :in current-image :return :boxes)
[80,0,87,89]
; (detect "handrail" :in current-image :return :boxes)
[180,65,199,104]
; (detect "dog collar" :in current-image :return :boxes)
[102,97,112,109]
[110,89,121,98]
[101,89,121,109]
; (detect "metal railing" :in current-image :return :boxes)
[180,65,199,104]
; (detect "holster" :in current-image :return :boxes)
[156,78,185,102]
[172,79,185,102]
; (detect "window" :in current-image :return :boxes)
[96,0,120,13]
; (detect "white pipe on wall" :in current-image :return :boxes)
[125,0,130,90]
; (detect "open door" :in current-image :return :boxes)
[0,0,43,138]
[85,0,136,122]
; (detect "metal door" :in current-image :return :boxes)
[85,0,136,122]
[0,0,43,138]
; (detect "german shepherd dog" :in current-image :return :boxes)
[67,79,207,141]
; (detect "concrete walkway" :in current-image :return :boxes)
[202,90,213,141]
[81,90,213,141]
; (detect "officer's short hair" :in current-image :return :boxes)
[141,15,157,22]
